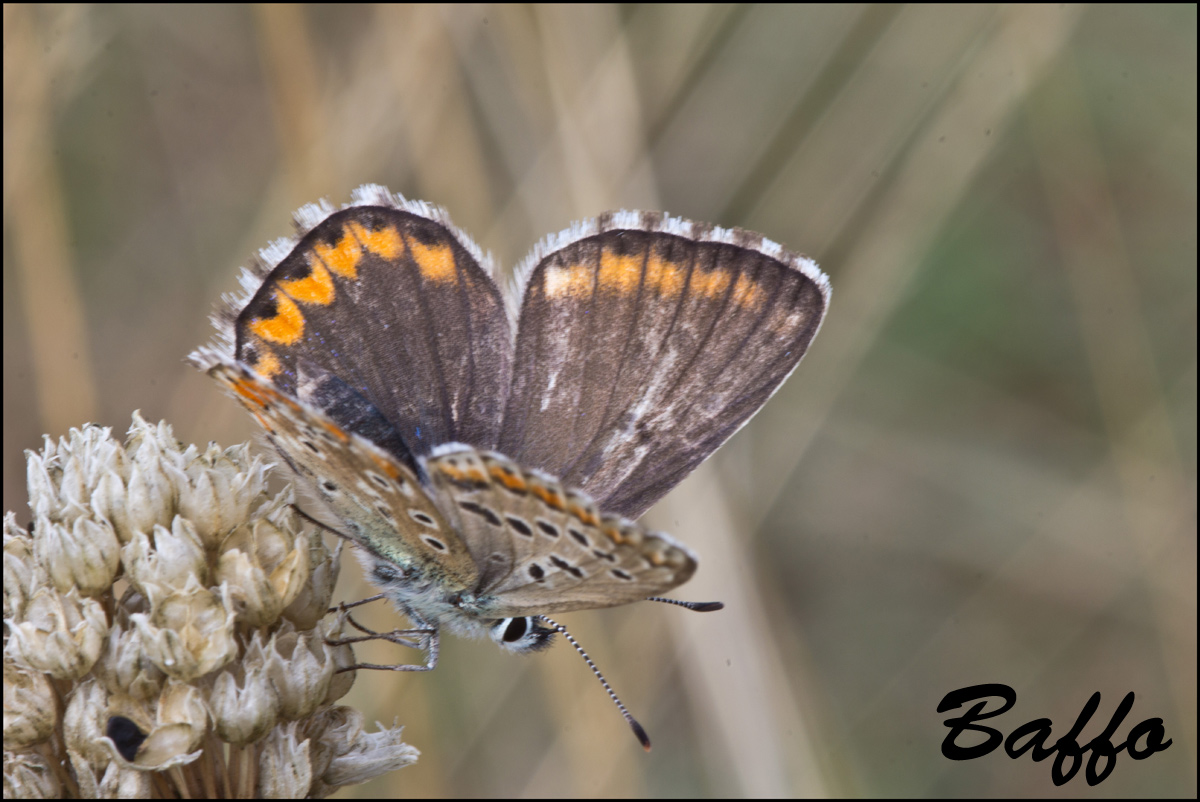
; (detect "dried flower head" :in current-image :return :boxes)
[3,413,418,798]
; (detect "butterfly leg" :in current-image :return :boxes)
[327,611,441,672]
[327,599,428,650]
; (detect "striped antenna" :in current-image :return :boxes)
[537,615,652,752]
[646,597,725,612]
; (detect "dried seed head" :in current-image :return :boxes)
[4,414,416,797]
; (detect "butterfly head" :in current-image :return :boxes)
[489,616,556,654]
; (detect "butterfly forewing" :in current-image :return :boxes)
[499,216,828,519]
[234,199,512,460]
[208,362,479,591]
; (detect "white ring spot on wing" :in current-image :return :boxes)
[409,509,439,528]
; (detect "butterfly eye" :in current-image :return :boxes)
[490,617,555,653]
[501,617,527,642]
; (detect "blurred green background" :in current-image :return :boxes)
[4,4,1195,797]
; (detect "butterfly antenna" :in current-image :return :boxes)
[293,504,354,541]
[537,615,652,752]
[645,597,725,612]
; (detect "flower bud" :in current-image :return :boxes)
[258,721,313,798]
[6,586,107,679]
[217,517,309,626]
[130,578,237,680]
[122,517,207,592]
[210,631,280,745]
[265,621,334,721]
[3,749,62,798]
[36,515,120,596]
[3,661,58,747]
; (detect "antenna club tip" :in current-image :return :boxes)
[631,719,652,752]
[692,601,725,612]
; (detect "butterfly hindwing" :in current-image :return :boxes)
[209,362,479,592]
[498,213,829,519]
[425,445,697,617]
[234,189,513,460]
[422,445,518,592]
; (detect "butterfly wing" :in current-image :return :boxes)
[193,191,830,620]
[228,186,512,463]
[207,362,479,592]
[425,445,695,616]
[498,212,829,519]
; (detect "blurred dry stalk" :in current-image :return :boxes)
[3,4,1195,797]
[3,414,417,797]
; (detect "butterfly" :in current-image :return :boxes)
[190,184,829,747]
